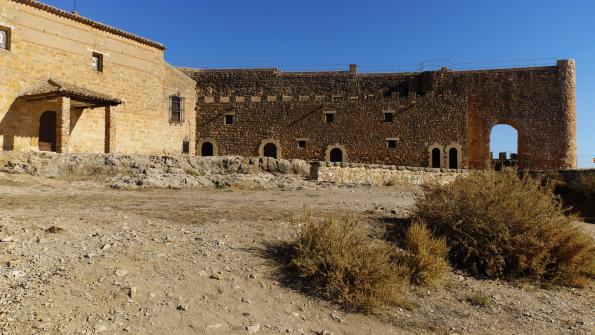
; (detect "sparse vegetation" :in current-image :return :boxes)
[399,299,421,311]
[184,168,203,177]
[286,212,455,312]
[397,221,450,286]
[384,175,404,187]
[467,292,492,307]
[412,169,595,287]
[288,213,407,312]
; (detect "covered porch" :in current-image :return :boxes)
[15,79,122,153]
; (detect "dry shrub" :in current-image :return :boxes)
[397,221,450,286]
[412,169,595,287]
[290,213,406,312]
[384,175,406,187]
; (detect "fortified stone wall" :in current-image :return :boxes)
[194,92,467,167]
[447,62,577,170]
[186,61,576,170]
[0,0,196,155]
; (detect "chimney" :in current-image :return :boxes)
[349,64,358,74]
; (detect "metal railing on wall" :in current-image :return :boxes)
[189,58,562,73]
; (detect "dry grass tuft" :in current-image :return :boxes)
[397,221,450,286]
[412,169,595,287]
[467,292,492,307]
[184,168,204,177]
[289,212,407,312]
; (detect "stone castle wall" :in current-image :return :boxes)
[193,92,467,167]
[454,61,577,170]
[0,0,196,155]
[187,61,576,170]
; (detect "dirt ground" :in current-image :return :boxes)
[0,174,593,335]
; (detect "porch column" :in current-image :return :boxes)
[56,96,70,153]
[105,105,116,153]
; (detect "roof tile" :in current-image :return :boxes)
[21,78,122,106]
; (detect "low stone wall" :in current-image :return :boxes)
[310,162,469,186]
[0,152,312,189]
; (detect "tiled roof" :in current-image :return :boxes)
[21,79,122,106]
[12,0,166,50]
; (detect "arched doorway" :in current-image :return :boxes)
[490,124,519,170]
[431,148,441,168]
[325,144,347,163]
[263,143,278,159]
[448,148,458,169]
[201,142,214,156]
[330,148,343,163]
[38,111,56,152]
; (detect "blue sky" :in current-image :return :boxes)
[44,0,595,168]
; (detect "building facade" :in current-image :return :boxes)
[0,0,196,155]
[0,0,577,170]
[187,60,577,170]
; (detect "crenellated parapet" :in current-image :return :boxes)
[198,91,462,105]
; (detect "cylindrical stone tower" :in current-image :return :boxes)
[557,59,577,169]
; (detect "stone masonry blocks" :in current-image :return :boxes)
[56,96,70,153]
[188,60,577,170]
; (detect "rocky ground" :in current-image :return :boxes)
[0,152,312,190]
[0,155,593,335]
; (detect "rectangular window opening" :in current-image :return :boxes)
[224,114,234,125]
[169,95,184,123]
[182,141,190,154]
[384,112,395,123]
[325,113,335,124]
[0,26,11,51]
[91,52,103,72]
[297,140,307,149]
[387,140,397,149]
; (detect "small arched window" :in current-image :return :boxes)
[201,142,214,156]
[263,143,278,159]
[431,148,441,168]
[330,148,343,162]
[448,148,458,169]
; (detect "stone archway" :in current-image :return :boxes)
[428,144,444,168]
[197,138,218,157]
[258,139,281,159]
[38,111,57,152]
[325,144,347,163]
[489,123,520,169]
[468,116,528,169]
